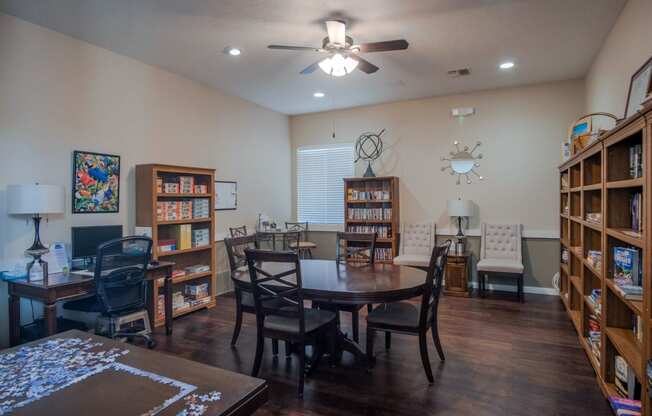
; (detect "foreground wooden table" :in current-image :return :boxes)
[0,330,267,416]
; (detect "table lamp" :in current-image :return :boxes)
[7,184,65,279]
[447,199,473,253]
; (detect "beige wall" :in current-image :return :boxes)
[291,80,585,234]
[0,14,291,346]
[586,0,652,117]
[290,81,585,291]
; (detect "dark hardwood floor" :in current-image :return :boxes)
[152,292,611,416]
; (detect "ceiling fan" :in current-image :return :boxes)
[268,20,409,77]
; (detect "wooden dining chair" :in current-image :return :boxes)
[229,225,248,238]
[327,232,377,342]
[224,234,259,346]
[245,248,337,398]
[366,240,451,383]
[285,222,317,258]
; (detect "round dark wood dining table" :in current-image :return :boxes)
[231,259,428,365]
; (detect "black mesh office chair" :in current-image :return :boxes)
[64,236,156,348]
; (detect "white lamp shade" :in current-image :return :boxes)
[7,184,65,215]
[447,199,473,217]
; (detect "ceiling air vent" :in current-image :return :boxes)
[447,68,471,77]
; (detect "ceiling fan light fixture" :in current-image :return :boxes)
[319,53,358,77]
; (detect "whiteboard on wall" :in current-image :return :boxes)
[215,181,237,210]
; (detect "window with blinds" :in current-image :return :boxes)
[297,143,354,224]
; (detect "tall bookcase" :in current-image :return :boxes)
[559,103,652,414]
[344,176,400,263]
[136,164,216,326]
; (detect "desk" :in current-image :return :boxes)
[0,330,268,416]
[8,262,174,346]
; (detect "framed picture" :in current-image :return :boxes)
[215,181,237,210]
[625,56,652,118]
[72,150,120,213]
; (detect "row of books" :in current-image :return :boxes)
[585,212,601,224]
[609,396,641,416]
[156,199,210,221]
[613,246,643,300]
[587,310,601,364]
[347,187,391,201]
[157,176,209,194]
[630,192,642,233]
[157,264,211,285]
[158,227,210,252]
[629,143,643,179]
[374,247,393,261]
[586,250,602,272]
[561,247,569,265]
[586,289,601,316]
[615,355,642,401]
[347,225,392,239]
[347,208,392,221]
[158,290,211,320]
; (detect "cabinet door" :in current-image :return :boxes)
[445,261,467,292]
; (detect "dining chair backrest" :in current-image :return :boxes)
[244,249,306,336]
[335,232,377,264]
[93,236,153,315]
[285,222,308,241]
[224,234,258,272]
[418,240,451,328]
[229,225,248,238]
[282,231,302,253]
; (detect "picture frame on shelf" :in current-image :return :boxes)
[215,180,237,210]
[625,56,652,118]
[72,150,120,213]
[569,116,591,155]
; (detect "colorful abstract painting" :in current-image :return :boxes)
[72,151,120,213]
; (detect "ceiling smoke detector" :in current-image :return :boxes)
[447,68,471,78]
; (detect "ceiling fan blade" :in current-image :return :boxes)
[355,40,409,53]
[349,54,379,74]
[300,59,323,75]
[325,20,346,46]
[268,45,325,52]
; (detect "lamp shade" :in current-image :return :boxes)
[7,184,64,215]
[447,199,473,217]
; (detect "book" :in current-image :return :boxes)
[608,396,641,415]
[613,247,640,286]
[615,355,637,399]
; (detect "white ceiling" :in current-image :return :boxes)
[0,0,626,115]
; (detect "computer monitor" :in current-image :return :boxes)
[71,225,123,260]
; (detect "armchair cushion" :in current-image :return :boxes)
[477,258,524,274]
[393,254,431,268]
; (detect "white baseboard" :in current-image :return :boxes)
[468,281,559,296]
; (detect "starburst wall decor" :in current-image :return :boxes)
[441,140,484,185]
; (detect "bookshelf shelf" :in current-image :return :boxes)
[559,103,651,414]
[606,178,644,189]
[136,164,217,327]
[159,218,212,225]
[156,193,213,198]
[344,177,399,263]
[605,326,643,381]
[157,245,212,257]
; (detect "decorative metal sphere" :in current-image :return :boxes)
[355,129,385,163]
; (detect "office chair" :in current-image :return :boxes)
[64,236,156,348]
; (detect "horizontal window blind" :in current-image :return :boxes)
[297,144,354,224]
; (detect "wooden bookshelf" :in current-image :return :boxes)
[558,103,652,414]
[136,164,217,326]
[344,176,400,263]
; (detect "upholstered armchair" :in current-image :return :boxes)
[476,223,525,302]
[393,223,436,269]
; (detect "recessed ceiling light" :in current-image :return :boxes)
[499,61,515,70]
[224,47,241,56]
[313,92,325,98]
